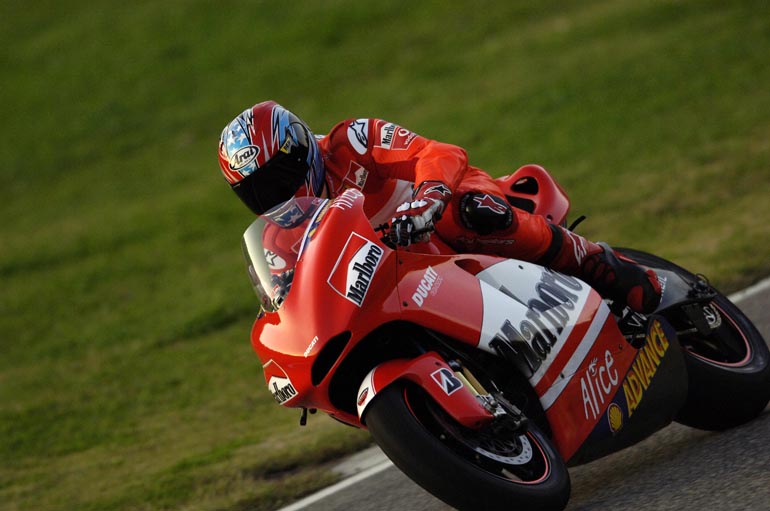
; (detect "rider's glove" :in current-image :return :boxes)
[390,181,452,246]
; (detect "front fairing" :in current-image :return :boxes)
[248,191,402,413]
[247,190,498,422]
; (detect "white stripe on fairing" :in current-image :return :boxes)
[527,305,581,389]
[539,302,611,410]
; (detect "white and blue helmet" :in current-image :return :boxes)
[218,101,325,215]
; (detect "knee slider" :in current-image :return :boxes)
[459,193,514,235]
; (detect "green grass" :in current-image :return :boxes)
[2,0,769,509]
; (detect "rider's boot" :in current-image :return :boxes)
[540,225,662,314]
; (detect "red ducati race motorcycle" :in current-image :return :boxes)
[241,167,770,511]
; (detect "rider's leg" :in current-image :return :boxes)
[538,224,662,314]
[438,190,662,314]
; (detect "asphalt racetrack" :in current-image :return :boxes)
[281,279,770,511]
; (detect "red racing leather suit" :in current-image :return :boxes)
[316,118,554,261]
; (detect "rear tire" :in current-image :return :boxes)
[618,248,770,430]
[365,382,570,511]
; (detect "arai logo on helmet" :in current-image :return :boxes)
[229,145,260,172]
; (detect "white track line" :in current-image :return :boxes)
[729,276,770,304]
[276,458,393,511]
[277,275,770,511]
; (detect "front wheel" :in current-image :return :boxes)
[619,248,770,430]
[365,383,570,511]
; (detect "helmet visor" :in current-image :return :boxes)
[232,120,316,215]
[233,149,309,215]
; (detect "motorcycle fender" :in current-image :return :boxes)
[356,352,495,429]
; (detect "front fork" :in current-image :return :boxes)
[447,359,528,433]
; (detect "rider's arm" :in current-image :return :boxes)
[369,120,469,193]
[329,118,469,194]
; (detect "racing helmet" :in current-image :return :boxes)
[218,101,325,215]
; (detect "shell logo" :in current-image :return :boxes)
[607,403,624,433]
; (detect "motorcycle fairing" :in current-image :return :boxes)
[564,316,688,465]
[251,191,403,419]
[395,254,489,346]
[473,260,599,378]
[391,253,645,459]
[541,313,640,461]
[495,164,571,226]
[397,255,691,463]
[468,259,641,460]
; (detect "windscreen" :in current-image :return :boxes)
[241,196,329,312]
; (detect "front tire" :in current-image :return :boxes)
[365,383,570,511]
[619,248,770,430]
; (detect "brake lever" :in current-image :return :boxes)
[375,222,397,248]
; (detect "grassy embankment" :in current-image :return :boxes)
[2,1,769,510]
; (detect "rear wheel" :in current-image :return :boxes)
[365,382,570,511]
[619,249,770,430]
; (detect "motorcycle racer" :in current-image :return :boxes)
[218,101,661,314]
